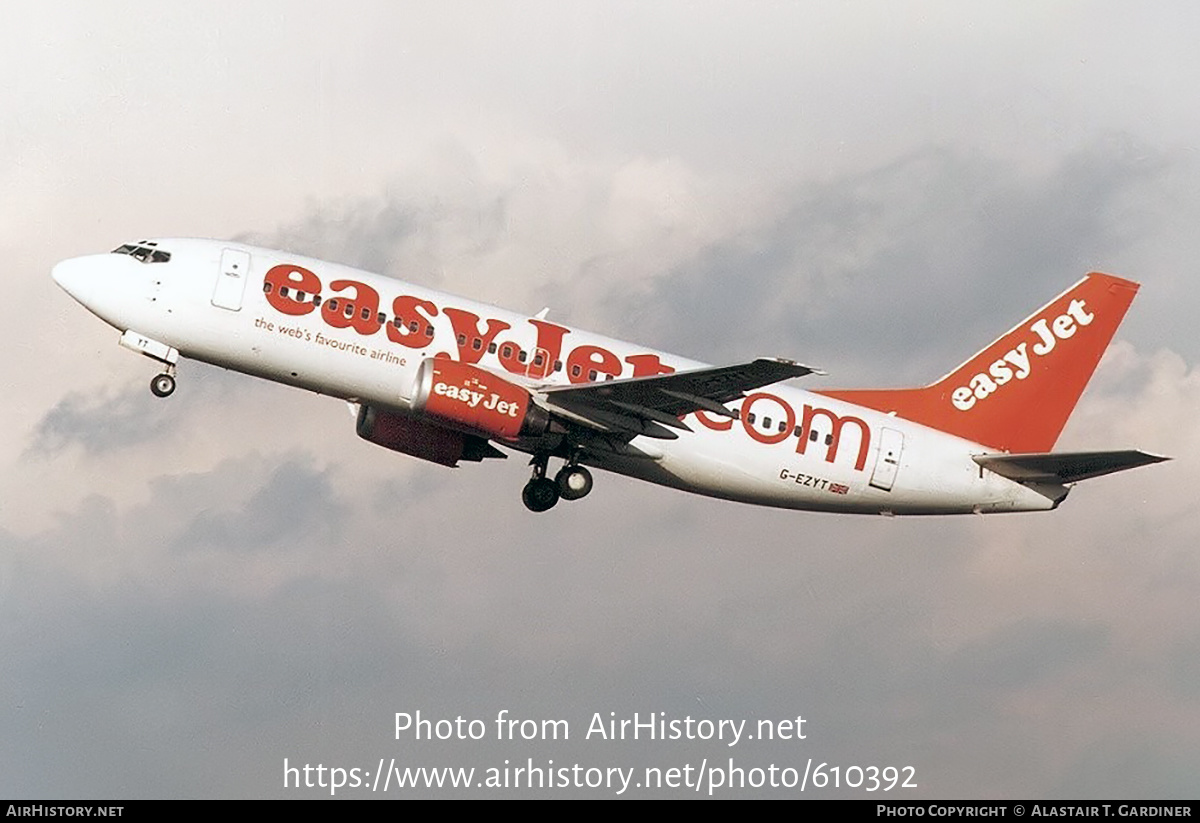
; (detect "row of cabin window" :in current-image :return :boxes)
[264,281,608,381]
[742,411,836,445]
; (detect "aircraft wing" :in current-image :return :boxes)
[539,357,819,440]
[973,450,1170,484]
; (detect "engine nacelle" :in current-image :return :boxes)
[356,405,469,466]
[411,358,549,440]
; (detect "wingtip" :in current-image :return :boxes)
[758,356,824,377]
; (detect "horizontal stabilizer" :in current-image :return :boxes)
[974,450,1169,484]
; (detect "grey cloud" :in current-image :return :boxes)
[1167,633,1200,700]
[31,387,183,456]
[175,457,346,554]
[938,619,1111,692]
[237,164,511,287]
[237,198,424,277]
[28,363,271,457]
[1051,735,1200,800]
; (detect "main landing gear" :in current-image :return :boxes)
[522,453,594,512]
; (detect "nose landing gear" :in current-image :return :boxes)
[117,331,179,398]
[521,454,594,512]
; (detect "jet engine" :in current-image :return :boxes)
[410,358,549,440]
[355,404,505,466]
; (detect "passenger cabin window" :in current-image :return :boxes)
[111,240,171,264]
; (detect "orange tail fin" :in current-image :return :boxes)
[820,273,1139,453]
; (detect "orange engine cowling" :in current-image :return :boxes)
[411,358,549,440]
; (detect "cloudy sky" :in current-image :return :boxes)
[3,2,1199,798]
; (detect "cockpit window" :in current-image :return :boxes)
[111,240,171,264]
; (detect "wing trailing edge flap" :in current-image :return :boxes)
[973,450,1170,484]
[540,357,820,440]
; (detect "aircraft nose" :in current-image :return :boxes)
[51,256,90,301]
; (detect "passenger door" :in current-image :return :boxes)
[212,248,251,311]
[869,427,904,491]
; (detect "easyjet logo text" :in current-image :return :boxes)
[694,392,872,471]
[432,382,521,417]
[951,298,1095,412]
[262,264,675,383]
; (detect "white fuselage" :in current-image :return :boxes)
[51,239,1064,515]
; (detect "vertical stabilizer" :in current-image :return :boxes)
[820,273,1139,453]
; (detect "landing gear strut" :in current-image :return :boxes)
[522,454,559,512]
[150,369,176,398]
[118,331,179,398]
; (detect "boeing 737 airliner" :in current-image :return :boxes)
[51,239,1166,513]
